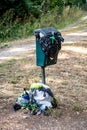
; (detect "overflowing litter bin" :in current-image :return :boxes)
[34,27,64,67]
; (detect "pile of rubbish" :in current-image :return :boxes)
[13,83,57,115]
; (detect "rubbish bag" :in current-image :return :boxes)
[13,83,57,115]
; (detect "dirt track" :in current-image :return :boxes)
[0,15,87,130]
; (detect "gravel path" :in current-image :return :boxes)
[0,44,35,60]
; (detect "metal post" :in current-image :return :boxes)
[41,67,46,84]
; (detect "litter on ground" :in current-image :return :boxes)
[13,83,57,115]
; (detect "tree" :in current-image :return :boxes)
[0,0,42,19]
[64,0,84,7]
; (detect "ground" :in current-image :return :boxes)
[0,15,87,130]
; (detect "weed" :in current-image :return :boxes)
[61,80,68,86]
[51,108,62,118]
[72,104,83,111]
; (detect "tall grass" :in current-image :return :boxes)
[36,6,84,29]
[0,7,85,43]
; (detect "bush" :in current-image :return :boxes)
[34,6,84,29]
[0,6,85,43]
[82,3,87,11]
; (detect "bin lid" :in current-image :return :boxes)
[34,27,60,37]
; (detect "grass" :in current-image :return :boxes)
[0,40,87,109]
[0,11,87,115]
[72,104,83,111]
[38,7,85,29]
[50,108,62,118]
[0,54,39,96]
[0,7,86,43]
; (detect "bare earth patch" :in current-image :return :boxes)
[0,15,87,130]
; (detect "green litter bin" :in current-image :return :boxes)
[34,27,64,67]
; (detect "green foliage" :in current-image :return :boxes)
[0,0,41,19]
[64,0,84,7]
[0,0,85,20]
[82,3,87,10]
[50,0,64,11]
[0,0,86,43]
[36,6,83,29]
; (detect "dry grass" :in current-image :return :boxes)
[0,42,87,109]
